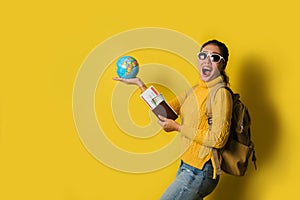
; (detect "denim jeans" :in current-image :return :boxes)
[160,160,219,200]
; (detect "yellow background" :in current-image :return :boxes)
[1,0,299,199]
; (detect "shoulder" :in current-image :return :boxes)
[215,87,233,103]
[185,84,199,96]
[217,87,232,96]
[172,84,199,104]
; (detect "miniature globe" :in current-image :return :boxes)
[116,56,139,79]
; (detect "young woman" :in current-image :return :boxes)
[113,40,233,200]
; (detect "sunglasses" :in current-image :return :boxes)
[197,52,225,63]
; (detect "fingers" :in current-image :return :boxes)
[158,115,167,121]
[112,77,140,84]
[157,117,176,132]
[157,119,164,127]
[112,77,121,81]
[157,115,166,127]
[157,116,180,132]
[158,115,169,128]
[112,77,132,85]
[112,77,128,81]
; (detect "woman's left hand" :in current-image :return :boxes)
[157,115,181,132]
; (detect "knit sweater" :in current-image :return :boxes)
[169,76,233,178]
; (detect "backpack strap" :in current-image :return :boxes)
[212,148,222,175]
[206,82,230,175]
[206,83,228,126]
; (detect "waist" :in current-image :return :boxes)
[180,160,212,175]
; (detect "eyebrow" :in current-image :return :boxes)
[202,50,222,55]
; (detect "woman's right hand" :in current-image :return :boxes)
[112,77,147,92]
[112,77,141,85]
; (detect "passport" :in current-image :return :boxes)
[140,86,178,120]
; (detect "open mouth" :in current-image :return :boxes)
[202,66,212,76]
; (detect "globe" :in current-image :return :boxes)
[116,56,139,79]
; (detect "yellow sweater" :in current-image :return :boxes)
[169,76,233,178]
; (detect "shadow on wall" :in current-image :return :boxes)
[211,54,281,200]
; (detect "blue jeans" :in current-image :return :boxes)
[160,160,219,200]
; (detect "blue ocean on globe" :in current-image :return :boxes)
[116,56,139,79]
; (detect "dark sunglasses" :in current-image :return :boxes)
[197,52,225,63]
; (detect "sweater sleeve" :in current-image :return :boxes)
[180,88,232,149]
[168,89,190,115]
[168,97,181,115]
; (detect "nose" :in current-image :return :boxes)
[203,54,212,64]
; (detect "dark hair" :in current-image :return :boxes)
[200,39,230,85]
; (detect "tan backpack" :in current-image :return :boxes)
[207,84,257,176]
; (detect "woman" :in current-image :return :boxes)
[113,39,233,200]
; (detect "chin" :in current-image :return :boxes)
[200,74,213,82]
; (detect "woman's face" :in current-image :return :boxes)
[198,44,225,82]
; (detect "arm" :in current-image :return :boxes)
[113,77,181,132]
[180,88,232,149]
[157,89,191,132]
[156,96,182,132]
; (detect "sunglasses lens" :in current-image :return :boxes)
[198,52,223,63]
[210,54,221,62]
[198,52,207,60]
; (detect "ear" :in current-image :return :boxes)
[222,61,227,69]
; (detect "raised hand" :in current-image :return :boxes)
[112,77,147,92]
[112,77,141,85]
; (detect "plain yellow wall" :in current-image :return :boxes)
[1,0,300,199]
